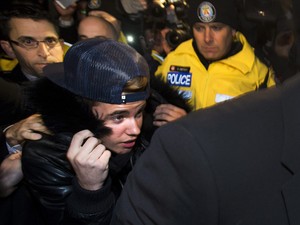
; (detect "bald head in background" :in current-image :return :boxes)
[77,15,118,41]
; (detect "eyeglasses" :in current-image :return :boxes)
[9,37,63,50]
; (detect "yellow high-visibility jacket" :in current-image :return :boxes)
[155,32,276,110]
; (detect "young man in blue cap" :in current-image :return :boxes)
[18,38,190,225]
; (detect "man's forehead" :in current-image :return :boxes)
[9,18,58,38]
[93,100,146,120]
[194,21,228,27]
[95,101,146,113]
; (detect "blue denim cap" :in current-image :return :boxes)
[44,38,150,104]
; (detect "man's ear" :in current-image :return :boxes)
[0,40,16,58]
[232,29,237,40]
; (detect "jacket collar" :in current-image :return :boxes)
[1,64,29,84]
[192,38,242,70]
[191,32,254,73]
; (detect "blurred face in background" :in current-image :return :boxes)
[77,16,118,41]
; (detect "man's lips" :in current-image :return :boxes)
[35,63,49,68]
[202,47,217,52]
[121,140,136,148]
[36,62,57,66]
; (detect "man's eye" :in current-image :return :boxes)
[135,111,143,118]
[112,115,124,122]
[211,26,222,31]
[194,26,204,32]
[21,38,36,46]
[45,38,58,44]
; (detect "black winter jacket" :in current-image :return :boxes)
[21,77,191,225]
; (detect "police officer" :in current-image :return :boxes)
[155,0,276,110]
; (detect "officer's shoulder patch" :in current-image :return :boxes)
[169,65,191,73]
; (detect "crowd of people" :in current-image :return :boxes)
[0,0,300,224]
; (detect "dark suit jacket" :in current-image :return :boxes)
[111,74,300,225]
[0,77,22,126]
[0,65,38,225]
[0,64,29,126]
[0,64,29,84]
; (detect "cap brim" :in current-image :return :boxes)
[43,63,66,89]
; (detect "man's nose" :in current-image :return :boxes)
[127,118,141,136]
[204,29,213,43]
[37,42,51,58]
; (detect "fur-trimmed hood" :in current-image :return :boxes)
[23,78,111,138]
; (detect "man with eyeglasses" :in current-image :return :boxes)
[0,3,65,127]
[0,3,64,225]
[0,4,64,84]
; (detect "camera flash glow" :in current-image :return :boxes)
[127,35,134,43]
[258,10,265,16]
